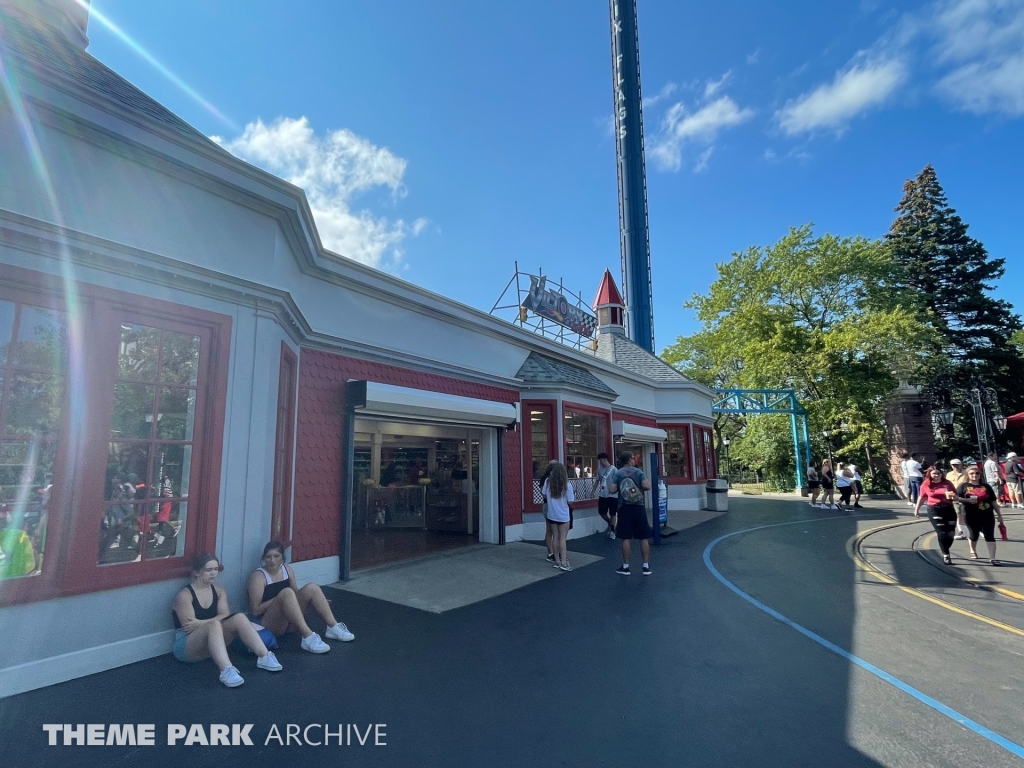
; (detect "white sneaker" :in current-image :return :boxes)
[907,501,915,506]
[257,651,283,672]
[300,632,330,654]
[608,531,616,540]
[808,502,816,507]
[219,666,244,687]
[830,504,840,509]
[325,622,355,642]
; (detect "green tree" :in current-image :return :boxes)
[886,165,1024,433]
[663,225,935,479]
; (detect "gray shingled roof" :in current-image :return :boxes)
[594,332,689,382]
[1,8,219,148]
[517,352,618,397]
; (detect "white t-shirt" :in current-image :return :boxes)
[905,459,923,479]
[542,478,575,523]
[984,459,1001,485]
[836,469,851,488]
[849,464,861,481]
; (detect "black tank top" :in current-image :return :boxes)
[173,584,219,629]
[258,566,292,602]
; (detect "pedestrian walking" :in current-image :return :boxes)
[984,451,1003,503]
[1003,452,1022,509]
[956,465,1005,565]
[820,460,837,509]
[542,462,575,572]
[596,452,618,538]
[848,463,864,508]
[914,465,972,565]
[945,459,966,488]
[610,451,653,576]
[807,464,821,508]
[835,462,854,510]
[904,452,924,507]
[538,460,559,564]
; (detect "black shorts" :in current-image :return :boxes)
[821,481,833,491]
[854,481,863,495]
[807,480,820,489]
[615,503,652,541]
[599,497,618,517]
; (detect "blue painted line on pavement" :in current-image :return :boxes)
[703,518,1024,761]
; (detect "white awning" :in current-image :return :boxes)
[613,420,668,442]
[354,381,518,428]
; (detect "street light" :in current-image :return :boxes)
[933,407,955,427]
[994,413,1008,432]
[722,436,731,483]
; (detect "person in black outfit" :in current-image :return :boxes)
[248,541,355,651]
[172,553,281,687]
[957,465,1005,565]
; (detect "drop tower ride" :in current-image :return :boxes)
[609,0,655,353]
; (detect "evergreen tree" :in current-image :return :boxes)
[886,165,1023,419]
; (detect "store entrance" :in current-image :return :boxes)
[614,439,655,510]
[350,419,482,571]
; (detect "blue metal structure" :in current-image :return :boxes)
[609,0,655,354]
[712,389,813,489]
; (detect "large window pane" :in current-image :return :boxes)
[152,443,192,499]
[117,324,160,382]
[105,442,151,499]
[110,382,156,439]
[528,407,551,505]
[160,332,200,385]
[4,372,63,437]
[11,307,67,370]
[665,428,690,480]
[563,410,607,501]
[157,387,196,441]
[0,300,15,365]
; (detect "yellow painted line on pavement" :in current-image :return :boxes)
[914,531,1024,602]
[847,521,1024,639]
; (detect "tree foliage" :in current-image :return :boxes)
[663,224,936,476]
[886,165,1024,453]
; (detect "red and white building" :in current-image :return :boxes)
[0,0,715,696]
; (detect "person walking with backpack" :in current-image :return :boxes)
[595,452,618,539]
[610,451,653,576]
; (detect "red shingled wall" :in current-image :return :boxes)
[503,429,523,526]
[293,350,521,562]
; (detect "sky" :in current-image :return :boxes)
[85,0,1024,352]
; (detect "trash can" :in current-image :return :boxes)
[705,478,729,512]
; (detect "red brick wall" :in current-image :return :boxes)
[503,429,523,526]
[292,350,520,562]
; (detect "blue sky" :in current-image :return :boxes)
[86,0,1024,351]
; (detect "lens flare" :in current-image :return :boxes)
[77,0,236,131]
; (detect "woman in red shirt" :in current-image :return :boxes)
[913,465,973,565]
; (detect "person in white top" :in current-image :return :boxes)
[904,452,924,505]
[542,462,575,572]
[835,462,853,509]
[984,451,1002,500]
[848,463,864,509]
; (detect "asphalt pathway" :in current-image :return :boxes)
[2,497,1023,767]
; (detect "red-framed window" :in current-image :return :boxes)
[691,427,716,481]
[562,401,611,505]
[662,425,693,484]
[0,267,230,605]
[521,400,556,511]
[270,343,297,546]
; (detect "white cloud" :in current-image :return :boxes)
[931,0,1024,115]
[774,56,906,135]
[212,117,425,270]
[693,146,715,173]
[764,148,778,161]
[649,96,755,172]
[704,70,733,99]
[746,49,761,65]
[643,82,678,109]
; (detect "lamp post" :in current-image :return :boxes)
[722,437,731,485]
[929,379,1007,460]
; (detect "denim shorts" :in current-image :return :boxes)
[172,629,200,663]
